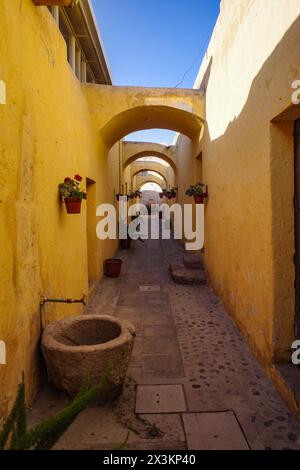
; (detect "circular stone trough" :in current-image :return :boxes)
[41,315,136,402]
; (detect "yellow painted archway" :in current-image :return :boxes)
[83,85,205,148]
[123,141,177,173]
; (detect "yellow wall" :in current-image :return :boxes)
[2,0,300,424]
[0,0,119,419]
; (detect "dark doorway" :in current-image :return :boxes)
[294,119,300,339]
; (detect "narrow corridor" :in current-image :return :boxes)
[30,234,300,450]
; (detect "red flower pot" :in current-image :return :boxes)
[105,259,122,278]
[120,238,132,249]
[194,195,205,204]
[64,197,82,214]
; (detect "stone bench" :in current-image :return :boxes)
[183,252,204,270]
[169,263,206,286]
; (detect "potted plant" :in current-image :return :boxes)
[159,192,164,199]
[59,175,86,214]
[170,187,177,198]
[134,190,142,199]
[120,237,132,249]
[185,182,208,204]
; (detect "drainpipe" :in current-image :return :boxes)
[40,295,87,306]
[69,35,76,73]
[39,295,87,334]
[50,6,59,26]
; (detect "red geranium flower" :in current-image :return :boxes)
[64,177,71,183]
[74,174,82,182]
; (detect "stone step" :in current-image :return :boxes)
[183,252,204,270]
[169,263,206,285]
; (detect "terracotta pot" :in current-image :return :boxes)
[64,197,82,214]
[120,238,132,249]
[194,195,205,204]
[105,259,122,278]
[32,0,77,6]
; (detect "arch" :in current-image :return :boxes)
[83,85,205,149]
[138,179,163,191]
[101,106,202,147]
[129,160,171,176]
[140,182,163,193]
[132,169,168,188]
[123,142,178,173]
[126,151,176,172]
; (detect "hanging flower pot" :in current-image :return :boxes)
[105,259,122,278]
[159,192,164,199]
[64,197,82,214]
[134,190,142,199]
[59,175,86,215]
[185,183,208,205]
[193,195,205,204]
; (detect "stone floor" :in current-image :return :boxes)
[29,234,300,450]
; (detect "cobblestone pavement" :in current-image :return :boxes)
[30,234,300,450]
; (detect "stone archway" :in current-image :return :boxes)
[83,85,205,148]
[135,175,165,190]
[123,141,178,173]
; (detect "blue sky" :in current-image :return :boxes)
[94,0,220,144]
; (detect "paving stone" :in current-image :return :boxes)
[144,325,175,337]
[169,263,206,285]
[136,385,186,413]
[143,292,170,306]
[143,355,184,378]
[117,293,145,306]
[29,220,300,451]
[143,337,180,355]
[183,252,204,270]
[182,412,249,450]
[139,285,161,292]
[144,314,174,327]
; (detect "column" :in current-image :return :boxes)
[50,6,59,26]
[68,35,76,72]
[81,61,87,83]
[76,50,81,81]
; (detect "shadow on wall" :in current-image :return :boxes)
[202,14,300,366]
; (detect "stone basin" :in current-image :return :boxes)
[41,315,136,402]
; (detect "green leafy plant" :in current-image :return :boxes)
[127,190,142,199]
[127,191,135,200]
[113,431,130,450]
[0,371,109,450]
[185,182,207,197]
[59,175,86,200]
